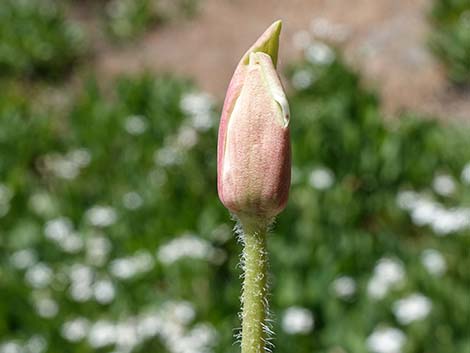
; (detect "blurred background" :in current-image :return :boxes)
[0,1,469,353]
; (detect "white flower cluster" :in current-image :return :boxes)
[460,162,470,184]
[292,17,350,50]
[290,18,349,90]
[0,183,13,218]
[154,123,200,167]
[157,234,221,265]
[397,190,470,235]
[331,275,357,300]
[25,263,53,289]
[41,148,91,180]
[180,92,215,131]
[0,336,47,353]
[291,69,314,90]
[392,293,432,325]
[282,306,314,335]
[124,115,147,135]
[432,174,456,196]
[366,326,406,353]
[367,258,405,299]
[85,206,118,227]
[60,301,217,353]
[122,191,143,210]
[28,192,57,218]
[44,217,83,253]
[309,167,335,190]
[154,90,214,168]
[109,250,154,280]
[420,249,447,276]
[32,295,59,319]
[10,249,37,270]
[68,264,95,302]
[86,235,112,266]
[306,42,335,66]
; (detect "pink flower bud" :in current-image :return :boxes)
[217,21,291,219]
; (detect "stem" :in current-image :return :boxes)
[239,218,270,353]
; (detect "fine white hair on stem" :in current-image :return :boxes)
[233,215,275,353]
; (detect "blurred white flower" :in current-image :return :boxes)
[110,250,154,280]
[176,126,199,149]
[88,320,116,348]
[154,146,182,167]
[86,236,112,266]
[69,263,94,284]
[69,149,91,168]
[86,206,117,227]
[180,92,215,131]
[157,301,217,353]
[191,113,214,131]
[165,301,196,325]
[460,162,470,184]
[60,233,84,254]
[282,306,314,335]
[310,18,331,38]
[157,234,215,265]
[34,297,59,319]
[366,326,406,353]
[432,174,456,196]
[397,190,470,235]
[25,335,47,353]
[42,149,91,180]
[431,207,470,235]
[396,190,418,210]
[393,293,432,325]
[115,320,140,351]
[292,70,314,90]
[310,18,350,42]
[124,115,147,135]
[367,258,405,299]
[137,313,162,338]
[25,263,53,289]
[0,183,13,217]
[309,167,334,190]
[93,279,116,304]
[44,217,73,242]
[69,264,94,302]
[122,191,143,210]
[0,341,22,353]
[72,301,217,353]
[306,42,335,65]
[292,30,311,49]
[332,276,356,299]
[70,282,94,303]
[62,318,90,342]
[180,92,213,116]
[148,169,168,188]
[176,323,217,353]
[29,192,57,218]
[411,199,438,226]
[421,249,447,276]
[10,249,37,270]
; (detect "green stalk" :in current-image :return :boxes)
[239,218,270,353]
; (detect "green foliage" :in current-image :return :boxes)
[105,0,200,40]
[1,42,470,353]
[429,0,470,84]
[0,0,86,79]
[278,49,470,353]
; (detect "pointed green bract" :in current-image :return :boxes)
[241,20,282,68]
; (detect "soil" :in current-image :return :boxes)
[93,0,470,121]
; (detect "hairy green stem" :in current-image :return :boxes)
[239,219,270,353]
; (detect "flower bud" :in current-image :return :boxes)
[217,21,291,219]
